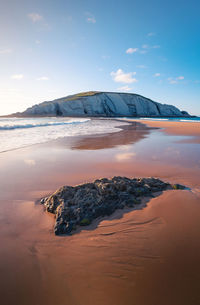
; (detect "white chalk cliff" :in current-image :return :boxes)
[21,91,189,117]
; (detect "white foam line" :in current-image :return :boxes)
[0,119,90,130]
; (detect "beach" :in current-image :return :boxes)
[139,119,200,141]
[0,118,200,305]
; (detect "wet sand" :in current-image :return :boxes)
[138,119,200,143]
[0,120,200,305]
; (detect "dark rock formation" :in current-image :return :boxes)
[40,176,186,235]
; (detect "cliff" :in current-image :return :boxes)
[19,91,190,117]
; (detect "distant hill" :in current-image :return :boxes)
[12,91,190,117]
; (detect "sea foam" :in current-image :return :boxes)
[0,117,129,153]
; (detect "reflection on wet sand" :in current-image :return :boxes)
[70,121,152,150]
[0,120,200,305]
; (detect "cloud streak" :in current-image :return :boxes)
[0,48,12,54]
[28,13,43,22]
[142,44,160,50]
[11,74,24,80]
[37,76,49,81]
[126,44,160,55]
[168,76,184,84]
[126,48,138,54]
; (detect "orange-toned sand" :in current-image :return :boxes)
[0,120,200,305]
[139,119,200,141]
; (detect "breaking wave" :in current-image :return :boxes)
[0,117,130,153]
[0,118,90,130]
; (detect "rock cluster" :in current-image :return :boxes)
[41,176,185,235]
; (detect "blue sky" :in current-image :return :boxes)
[0,0,200,115]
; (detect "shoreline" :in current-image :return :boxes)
[0,119,153,155]
[116,118,200,144]
[1,117,199,154]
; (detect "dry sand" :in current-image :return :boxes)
[0,120,200,305]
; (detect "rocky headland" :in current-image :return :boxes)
[13,91,190,118]
[41,176,186,235]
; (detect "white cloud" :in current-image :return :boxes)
[28,13,43,22]
[11,74,24,80]
[87,17,96,23]
[147,32,156,37]
[0,48,12,54]
[154,73,161,77]
[111,69,137,84]
[126,44,160,56]
[37,76,49,81]
[168,76,184,84]
[126,48,138,54]
[117,85,132,92]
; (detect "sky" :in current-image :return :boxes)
[0,0,200,115]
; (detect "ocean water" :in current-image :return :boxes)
[0,117,129,153]
[1,116,199,153]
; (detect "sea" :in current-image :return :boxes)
[0,116,199,153]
